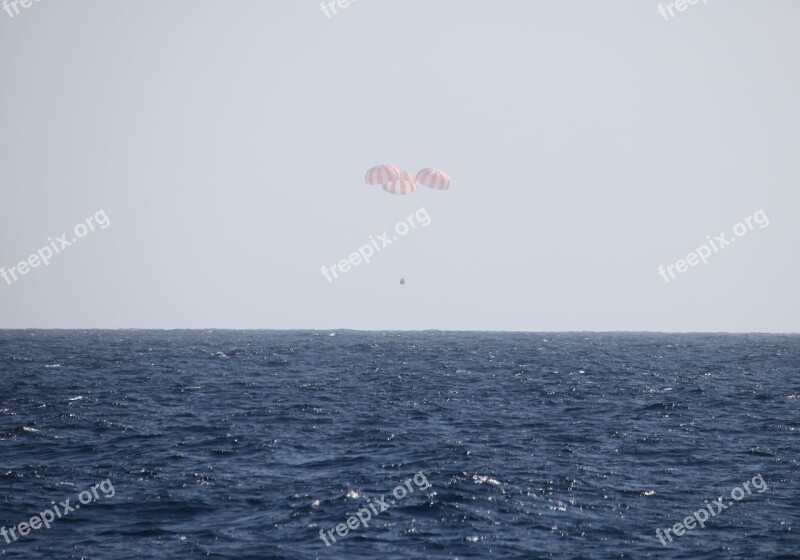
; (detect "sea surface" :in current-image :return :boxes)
[0,331,798,559]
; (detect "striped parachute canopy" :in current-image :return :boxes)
[382,171,416,195]
[416,168,451,190]
[365,164,401,186]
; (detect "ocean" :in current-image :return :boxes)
[0,331,798,559]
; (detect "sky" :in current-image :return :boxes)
[0,0,798,331]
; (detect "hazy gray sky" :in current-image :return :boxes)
[1,1,798,331]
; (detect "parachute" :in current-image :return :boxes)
[415,168,451,190]
[365,164,401,186]
[364,164,450,195]
[381,171,416,195]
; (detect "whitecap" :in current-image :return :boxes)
[473,474,501,486]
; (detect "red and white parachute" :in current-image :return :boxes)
[415,168,451,190]
[381,171,416,195]
[364,164,450,195]
[365,164,401,186]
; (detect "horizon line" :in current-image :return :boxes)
[0,328,797,335]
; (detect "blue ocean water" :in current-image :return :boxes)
[0,331,798,559]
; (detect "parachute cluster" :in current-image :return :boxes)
[365,164,451,196]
